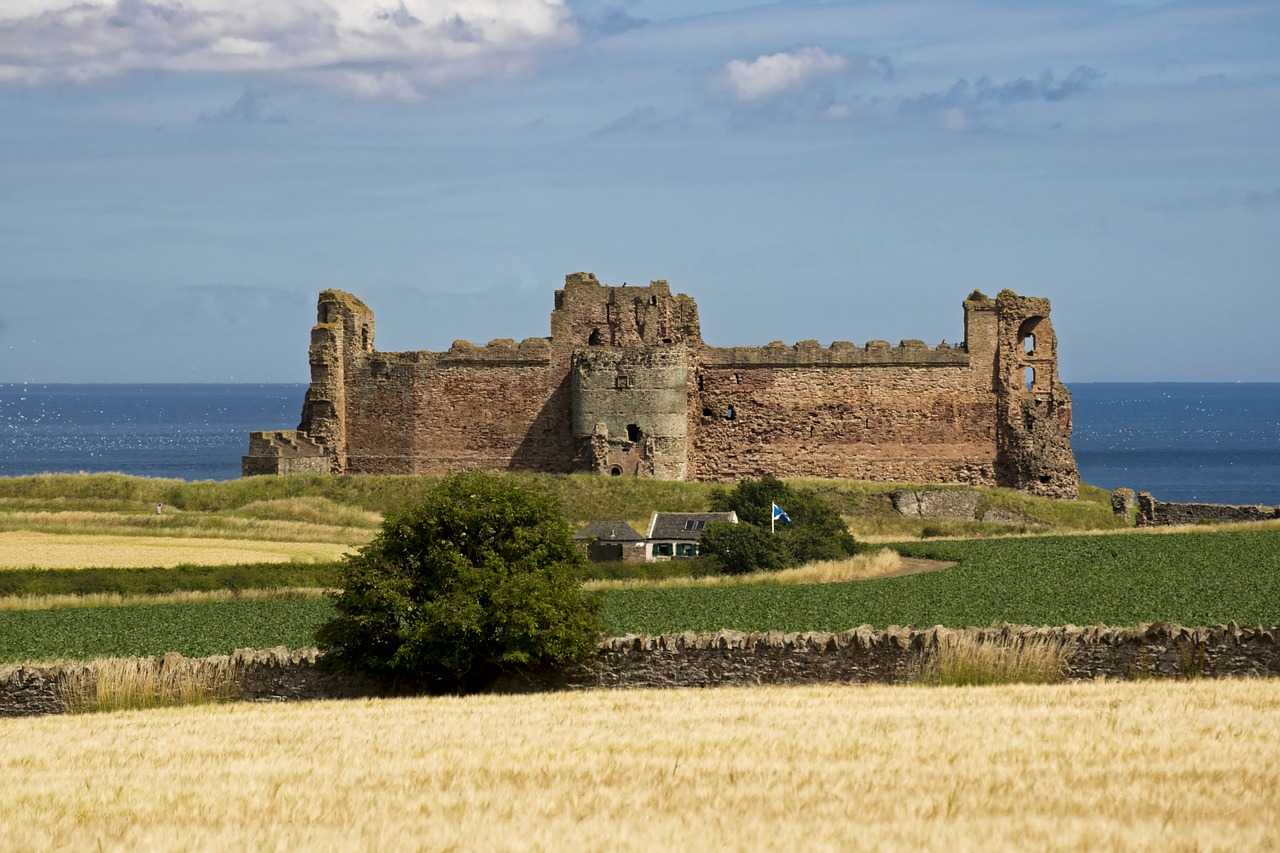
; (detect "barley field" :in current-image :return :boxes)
[0,531,351,569]
[2,680,1278,851]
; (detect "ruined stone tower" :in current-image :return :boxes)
[244,272,1078,498]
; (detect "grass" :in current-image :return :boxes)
[583,549,909,591]
[0,472,1124,532]
[915,634,1068,686]
[57,655,238,714]
[0,588,328,612]
[0,562,342,597]
[2,681,1279,849]
[0,510,372,545]
[0,531,351,569]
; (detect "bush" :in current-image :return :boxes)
[707,476,858,566]
[316,473,602,691]
[699,522,792,575]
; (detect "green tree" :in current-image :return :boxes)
[708,475,858,566]
[699,521,793,574]
[316,473,601,691]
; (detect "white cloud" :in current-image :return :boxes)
[0,0,577,97]
[720,46,848,101]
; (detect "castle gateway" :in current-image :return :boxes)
[244,273,1079,498]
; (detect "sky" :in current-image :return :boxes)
[1,0,1277,383]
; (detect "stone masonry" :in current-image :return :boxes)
[244,274,1079,497]
[5,625,1278,717]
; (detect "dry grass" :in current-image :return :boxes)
[0,531,351,570]
[224,497,383,529]
[917,634,1069,686]
[0,510,373,545]
[0,588,330,612]
[56,655,239,714]
[2,680,1279,849]
[583,548,918,591]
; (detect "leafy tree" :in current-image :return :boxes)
[316,473,601,691]
[708,475,859,566]
[699,521,793,574]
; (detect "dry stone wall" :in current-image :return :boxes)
[5,625,1279,717]
[1136,492,1280,527]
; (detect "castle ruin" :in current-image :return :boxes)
[243,273,1079,498]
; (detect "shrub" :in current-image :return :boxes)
[699,522,792,575]
[316,473,602,691]
[915,635,1067,687]
[708,475,858,565]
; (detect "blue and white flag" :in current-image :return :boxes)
[771,503,792,524]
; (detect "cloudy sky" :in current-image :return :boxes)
[1,0,1277,382]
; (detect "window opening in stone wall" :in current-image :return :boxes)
[1024,334,1036,355]
[725,405,736,421]
[696,374,704,391]
[362,326,370,350]
[1025,367,1036,391]
[588,328,602,346]
[733,373,742,384]
[609,465,623,476]
[702,407,715,418]
[626,423,641,443]
[650,295,657,306]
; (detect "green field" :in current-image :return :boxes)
[3,529,1277,662]
[0,562,342,598]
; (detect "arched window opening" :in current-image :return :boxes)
[587,328,602,346]
[609,465,623,477]
[1024,367,1036,392]
[725,405,736,421]
[1024,334,1036,355]
[626,423,641,443]
[650,295,658,306]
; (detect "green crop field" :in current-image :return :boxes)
[2,529,1277,663]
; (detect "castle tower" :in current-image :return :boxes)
[298,289,374,473]
[992,290,1079,498]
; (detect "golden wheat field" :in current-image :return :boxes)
[3,681,1279,851]
[0,531,351,569]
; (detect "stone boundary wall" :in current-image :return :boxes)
[1136,491,1280,527]
[5,624,1280,718]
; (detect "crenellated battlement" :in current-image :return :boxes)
[244,272,1078,497]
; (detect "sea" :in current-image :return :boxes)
[1,382,1279,505]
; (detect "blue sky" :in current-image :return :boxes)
[1,0,1277,382]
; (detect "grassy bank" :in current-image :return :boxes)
[0,472,1124,535]
[2,528,1276,661]
[4,682,1279,849]
[0,562,341,597]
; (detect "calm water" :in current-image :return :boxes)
[1,382,1278,504]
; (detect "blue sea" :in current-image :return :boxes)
[1,383,1278,505]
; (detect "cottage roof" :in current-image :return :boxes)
[574,520,644,542]
[646,511,738,541]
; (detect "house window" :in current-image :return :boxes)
[695,520,706,530]
[653,542,673,557]
[684,519,697,531]
[676,543,698,558]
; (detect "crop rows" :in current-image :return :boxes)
[3,530,1277,662]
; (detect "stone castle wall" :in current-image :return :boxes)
[244,273,1079,496]
[1135,492,1280,527]
[5,624,1278,717]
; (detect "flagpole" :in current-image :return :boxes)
[771,502,775,535]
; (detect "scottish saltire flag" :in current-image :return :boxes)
[771,503,792,524]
